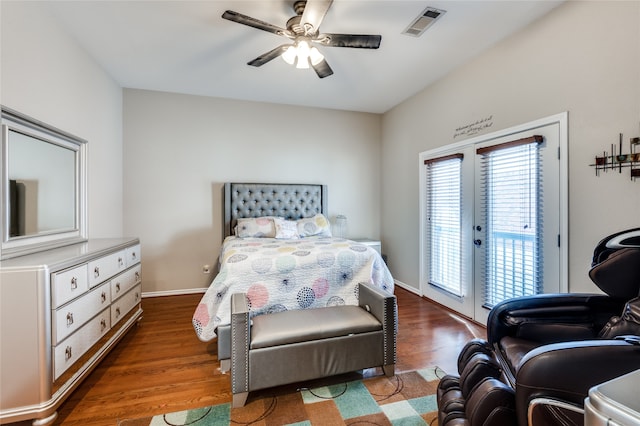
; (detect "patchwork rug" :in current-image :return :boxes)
[118,367,445,425]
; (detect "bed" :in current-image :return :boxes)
[192,182,394,366]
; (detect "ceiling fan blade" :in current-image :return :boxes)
[247,45,290,67]
[311,59,334,78]
[300,0,333,35]
[222,10,292,37]
[318,34,381,49]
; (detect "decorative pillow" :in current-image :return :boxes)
[274,218,299,239]
[297,214,332,237]
[236,217,278,238]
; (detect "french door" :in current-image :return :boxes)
[419,113,567,324]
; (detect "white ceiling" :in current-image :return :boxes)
[43,0,563,114]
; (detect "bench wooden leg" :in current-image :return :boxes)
[383,364,395,377]
[233,392,249,408]
[219,359,230,373]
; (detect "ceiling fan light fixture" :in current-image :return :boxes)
[223,1,380,78]
[295,40,311,68]
[282,45,297,65]
[309,46,324,66]
[295,58,310,69]
[281,39,323,69]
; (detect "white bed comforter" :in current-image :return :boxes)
[192,236,394,342]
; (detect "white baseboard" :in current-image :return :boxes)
[394,279,422,296]
[142,288,207,298]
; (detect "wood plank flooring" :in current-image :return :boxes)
[49,286,485,425]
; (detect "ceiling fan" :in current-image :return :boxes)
[222,0,382,78]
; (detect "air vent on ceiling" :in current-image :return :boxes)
[402,6,446,37]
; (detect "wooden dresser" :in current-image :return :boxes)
[0,238,143,425]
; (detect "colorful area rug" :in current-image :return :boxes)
[118,366,445,425]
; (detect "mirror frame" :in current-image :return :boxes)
[1,106,87,259]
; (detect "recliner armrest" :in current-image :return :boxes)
[514,339,640,426]
[487,294,625,345]
[358,282,397,367]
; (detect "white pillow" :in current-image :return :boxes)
[297,214,332,237]
[236,217,278,238]
[274,218,299,239]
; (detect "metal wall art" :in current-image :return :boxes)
[591,133,640,181]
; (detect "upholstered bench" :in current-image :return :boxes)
[230,282,397,407]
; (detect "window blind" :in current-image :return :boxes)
[477,137,543,308]
[425,154,464,297]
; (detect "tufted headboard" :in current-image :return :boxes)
[224,182,328,237]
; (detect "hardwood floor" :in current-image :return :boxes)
[50,286,485,425]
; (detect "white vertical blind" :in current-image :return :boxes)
[425,154,464,297]
[477,137,543,308]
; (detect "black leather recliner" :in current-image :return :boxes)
[437,228,640,426]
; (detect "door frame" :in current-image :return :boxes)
[418,112,569,321]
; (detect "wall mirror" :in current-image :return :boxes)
[1,107,87,259]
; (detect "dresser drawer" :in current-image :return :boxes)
[88,250,126,288]
[125,244,141,267]
[111,265,141,301]
[52,264,89,308]
[53,282,111,344]
[53,308,111,380]
[111,284,141,327]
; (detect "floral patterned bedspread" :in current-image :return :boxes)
[192,236,394,342]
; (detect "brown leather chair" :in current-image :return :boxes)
[437,228,640,426]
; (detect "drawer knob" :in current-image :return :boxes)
[135,292,140,301]
[101,319,107,331]
[101,292,107,303]
[65,346,73,361]
[115,307,121,318]
[131,252,137,260]
[94,266,100,278]
[115,283,121,293]
[118,257,124,267]
[70,277,78,290]
[135,272,141,282]
[66,312,74,326]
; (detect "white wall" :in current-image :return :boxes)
[123,89,382,294]
[0,1,124,238]
[382,0,640,294]
[4,1,638,298]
